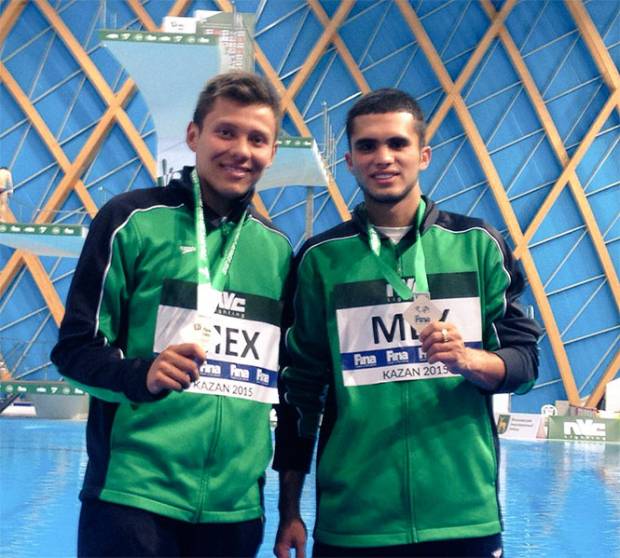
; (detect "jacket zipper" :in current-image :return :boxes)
[399,247,418,542]
[195,393,222,522]
[194,224,228,522]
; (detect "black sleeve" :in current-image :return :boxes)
[273,245,328,473]
[485,227,542,394]
[50,197,160,404]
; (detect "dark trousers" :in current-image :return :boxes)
[78,499,264,558]
[313,533,503,558]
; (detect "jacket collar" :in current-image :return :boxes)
[351,195,437,241]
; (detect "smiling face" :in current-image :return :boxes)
[186,97,278,215]
[345,111,431,225]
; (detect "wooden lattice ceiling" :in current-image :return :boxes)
[0,0,618,412]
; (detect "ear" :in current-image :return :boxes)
[186,122,199,152]
[420,145,432,170]
[265,142,278,169]
[345,151,353,171]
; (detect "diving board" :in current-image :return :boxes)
[101,26,329,191]
[0,223,88,258]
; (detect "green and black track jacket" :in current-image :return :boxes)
[52,167,292,523]
[274,197,541,547]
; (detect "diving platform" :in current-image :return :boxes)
[0,222,88,258]
[257,137,328,191]
[100,21,329,191]
[0,380,89,419]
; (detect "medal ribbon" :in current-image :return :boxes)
[367,198,428,300]
[191,169,247,312]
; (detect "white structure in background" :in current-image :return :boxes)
[0,11,330,260]
[604,376,620,414]
[493,392,510,415]
[1,10,330,420]
[0,223,88,258]
[102,10,329,196]
[0,167,13,222]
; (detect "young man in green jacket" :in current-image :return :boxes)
[273,88,541,558]
[52,71,292,557]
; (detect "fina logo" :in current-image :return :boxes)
[563,418,606,438]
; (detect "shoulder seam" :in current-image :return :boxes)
[431,223,512,345]
[94,203,185,337]
[298,231,360,269]
[247,214,293,249]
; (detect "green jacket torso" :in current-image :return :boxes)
[52,168,292,522]
[274,198,540,546]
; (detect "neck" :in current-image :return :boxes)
[199,181,234,217]
[365,191,421,227]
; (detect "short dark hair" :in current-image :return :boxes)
[192,71,281,135]
[346,88,427,147]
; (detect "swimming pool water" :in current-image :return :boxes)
[1,418,618,557]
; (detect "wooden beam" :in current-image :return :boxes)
[0,1,65,320]
[0,81,137,316]
[0,251,21,298]
[396,1,454,92]
[215,0,351,221]
[308,0,370,94]
[251,193,269,218]
[167,0,192,18]
[397,0,580,404]
[564,0,620,108]
[0,62,99,218]
[481,0,619,311]
[452,97,580,404]
[280,0,355,112]
[113,95,156,179]
[127,0,157,32]
[0,209,64,326]
[0,0,27,45]
[33,81,136,224]
[480,0,570,163]
[21,252,65,326]
[34,0,157,180]
[585,350,620,408]
[514,89,619,259]
[396,1,525,247]
[35,0,120,107]
[427,0,517,141]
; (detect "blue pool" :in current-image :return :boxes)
[1,418,618,557]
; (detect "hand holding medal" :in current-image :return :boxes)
[405,292,470,376]
[418,321,469,374]
[418,321,507,390]
[146,343,206,395]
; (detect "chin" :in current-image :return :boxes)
[215,181,255,199]
[365,190,410,204]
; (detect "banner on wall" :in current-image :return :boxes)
[497,413,546,440]
[547,416,620,443]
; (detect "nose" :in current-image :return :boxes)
[230,136,251,160]
[374,144,394,165]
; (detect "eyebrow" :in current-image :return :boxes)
[214,120,274,137]
[353,135,410,146]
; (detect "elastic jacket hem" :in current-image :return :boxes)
[99,491,264,524]
[314,521,502,547]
